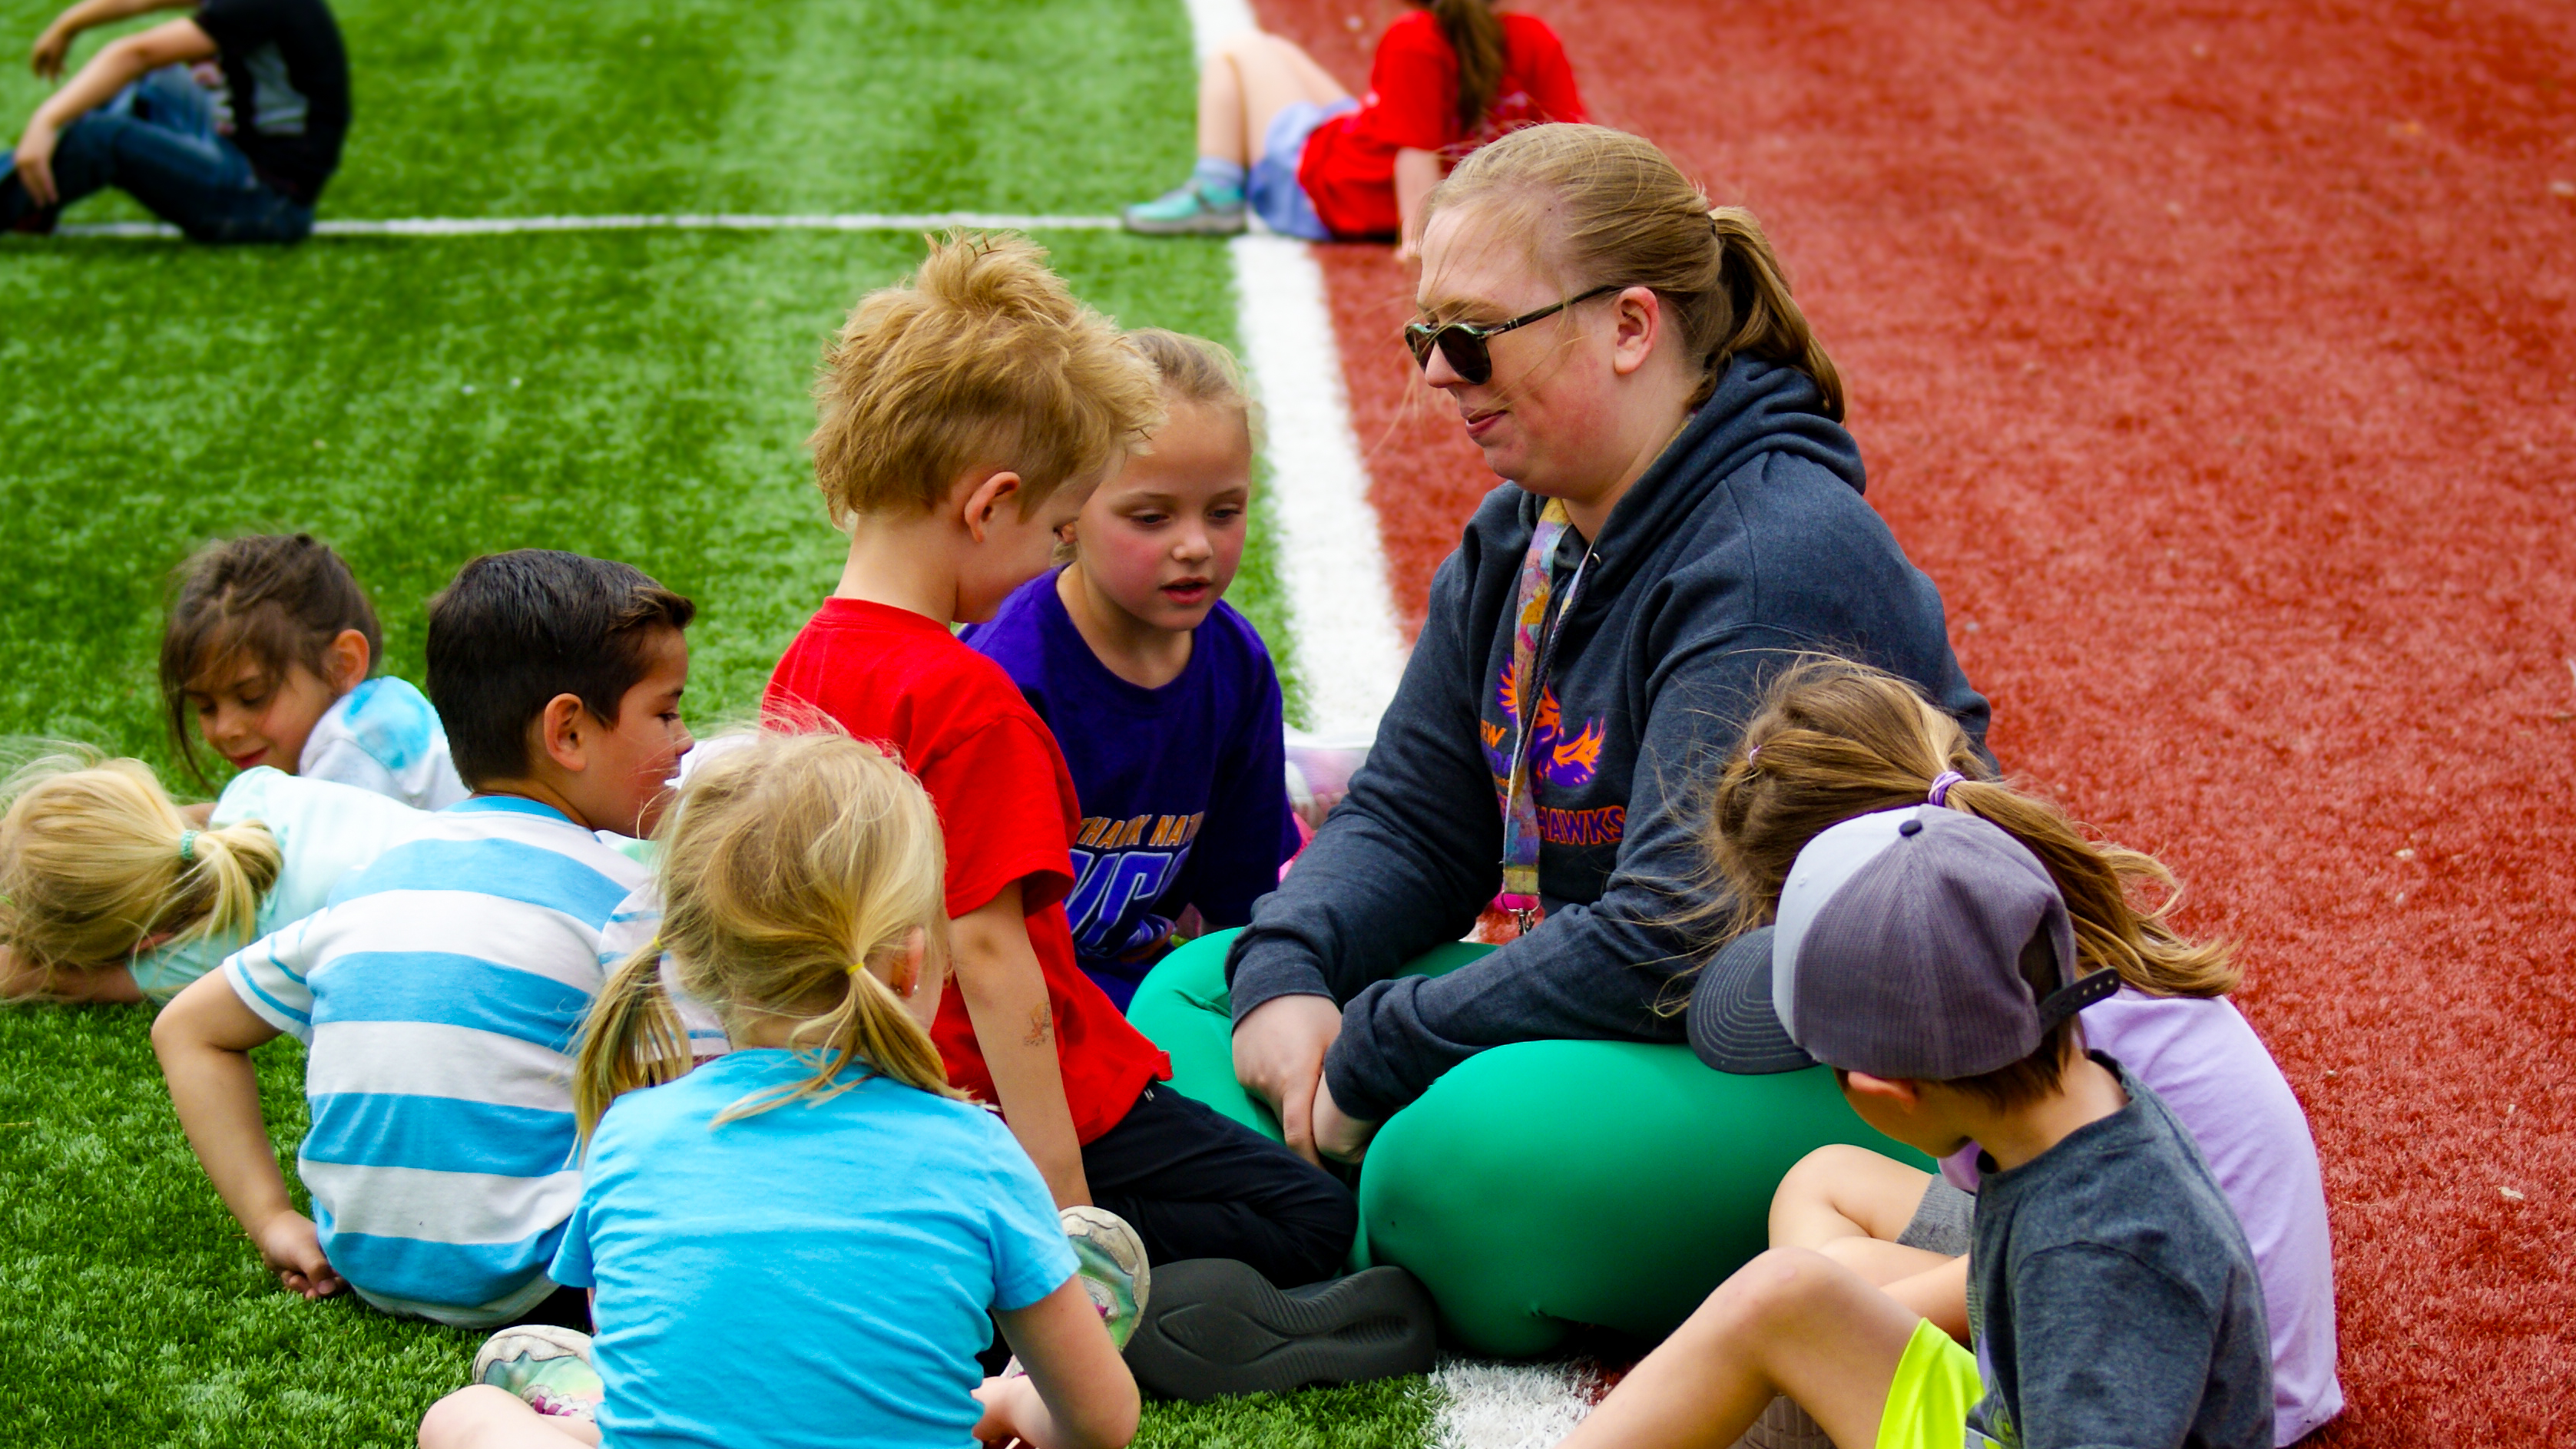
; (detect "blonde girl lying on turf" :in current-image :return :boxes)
[1694,656,2340,1445]
[0,751,422,1004]
[420,729,1137,1449]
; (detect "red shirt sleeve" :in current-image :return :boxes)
[1508,15,1587,124]
[1359,12,1460,153]
[912,715,1078,920]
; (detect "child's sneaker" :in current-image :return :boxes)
[472,1324,604,1421]
[1061,1205,1151,1350]
[1122,182,1247,237]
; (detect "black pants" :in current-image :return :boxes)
[1082,1083,1355,1288]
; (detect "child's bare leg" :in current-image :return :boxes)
[418,1386,601,1449]
[1769,1143,1938,1249]
[1197,32,1353,166]
[1559,1248,1919,1449]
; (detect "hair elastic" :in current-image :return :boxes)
[177,830,199,863]
[1926,771,1965,807]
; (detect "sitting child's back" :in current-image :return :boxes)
[565,1050,1071,1447]
[227,788,647,1322]
[1972,1055,2273,1444]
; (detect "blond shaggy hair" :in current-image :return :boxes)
[574,729,960,1143]
[810,231,1164,524]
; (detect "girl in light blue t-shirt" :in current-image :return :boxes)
[0,756,425,1005]
[419,730,1144,1449]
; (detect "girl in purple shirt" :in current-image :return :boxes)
[1702,657,2341,1447]
[963,331,1300,1011]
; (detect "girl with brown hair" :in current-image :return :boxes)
[1123,0,1583,251]
[1125,124,1986,1355]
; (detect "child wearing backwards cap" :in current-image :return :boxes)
[1562,807,2273,1449]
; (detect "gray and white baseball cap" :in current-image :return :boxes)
[1687,806,2115,1079]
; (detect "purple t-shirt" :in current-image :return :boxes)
[1944,990,2343,1445]
[962,573,1300,1010]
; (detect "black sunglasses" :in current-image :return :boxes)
[1403,283,1628,385]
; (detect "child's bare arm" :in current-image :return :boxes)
[150,971,343,1298]
[1392,147,1443,263]
[951,878,1090,1207]
[28,0,194,79]
[978,1275,1141,1449]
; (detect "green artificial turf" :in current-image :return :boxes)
[0,0,1366,1441]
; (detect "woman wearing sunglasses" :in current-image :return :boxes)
[1125,124,1992,1358]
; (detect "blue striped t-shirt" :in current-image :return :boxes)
[224,795,647,1327]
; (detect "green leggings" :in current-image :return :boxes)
[1127,930,1928,1357]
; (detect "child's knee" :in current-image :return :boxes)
[1687,1246,1846,1345]
[417,1384,557,1448]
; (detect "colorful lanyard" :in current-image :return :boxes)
[1496,498,1592,931]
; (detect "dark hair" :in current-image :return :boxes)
[1943,927,2083,1111]
[160,534,385,786]
[425,551,695,789]
[1422,0,1505,134]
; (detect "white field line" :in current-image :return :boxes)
[1228,233,1406,736]
[1184,0,1404,738]
[55,210,1123,239]
[1430,1358,1601,1449]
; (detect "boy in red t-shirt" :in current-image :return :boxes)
[767,234,1426,1398]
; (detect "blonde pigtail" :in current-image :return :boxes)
[0,752,280,974]
[573,940,694,1145]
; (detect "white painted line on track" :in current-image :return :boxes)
[55,211,1123,239]
[1229,233,1406,736]
[1183,0,1406,736]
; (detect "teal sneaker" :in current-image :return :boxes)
[1122,182,1246,237]
[472,1324,604,1421]
[1060,1205,1151,1349]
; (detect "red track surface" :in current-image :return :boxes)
[1251,1,2576,1439]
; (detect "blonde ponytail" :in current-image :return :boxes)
[1704,657,2240,998]
[1426,125,1844,417]
[571,729,959,1140]
[0,750,282,978]
[572,940,695,1143]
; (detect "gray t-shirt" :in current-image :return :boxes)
[1967,1056,2273,1448]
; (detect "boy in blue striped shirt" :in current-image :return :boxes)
[153,551,696,1328]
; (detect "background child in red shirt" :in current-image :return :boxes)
[1123,0,1584,253]
[766,234,1425,1399]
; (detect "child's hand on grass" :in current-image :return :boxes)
[253,1210,344,1299]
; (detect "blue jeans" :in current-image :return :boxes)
[2,66,313,242]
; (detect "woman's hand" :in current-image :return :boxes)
[1231,993,1343,1166]
[1311,1074,1379,1163]
[252,1209,343,1298]
[972,1373,1041,1448]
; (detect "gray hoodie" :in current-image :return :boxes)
[1227,355,1991,1121]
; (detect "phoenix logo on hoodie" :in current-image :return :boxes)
[1481,658,1625,836]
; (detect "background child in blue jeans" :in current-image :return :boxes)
[163,534,469,809]
[420,730,1139,1449]
[962,329,1299,1012]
